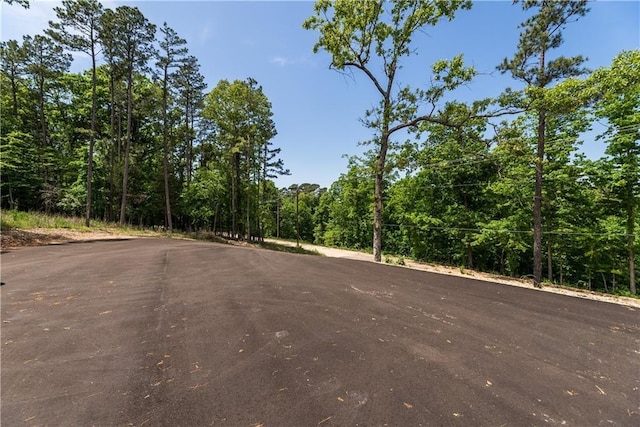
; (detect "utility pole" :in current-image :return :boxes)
[289,184,300,247]
[276,196,280,239]
[295,186,300,247]
[246,132,251,242]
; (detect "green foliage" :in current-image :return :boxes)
[313,160,373,249]
[304,0,472,72]
[585,50,640,294]
[201,78,281,239]
[499,0,590,287]
[1,209,94,231]
[4,0,30,7]
[304,0,477,262]
[498,0,589,88]
[0,132,42,210]
[180,167,224,229]
[57,175,87,216]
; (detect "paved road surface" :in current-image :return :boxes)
[2,238,639,426]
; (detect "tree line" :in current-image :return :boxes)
[1,0,638,295]
[1,0,289,240]
[298,0,638,295]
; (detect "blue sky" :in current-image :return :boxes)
[2,0,639,188]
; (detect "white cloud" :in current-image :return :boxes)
[270,55,315,68]
[199,24,212,43]
[270,56,292,67]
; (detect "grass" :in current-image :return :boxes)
[0,209,162,237]
[256,241,321,256]
[1,209,321,256]
[1,209,94,231]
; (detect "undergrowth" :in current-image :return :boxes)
[257,241,321,256]
[1,209,95,231]
[1,209,158,236]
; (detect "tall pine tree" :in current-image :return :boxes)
[47,0,104,226]
[499,0,589,287]
[156,22,188,232]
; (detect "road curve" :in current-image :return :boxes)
[2,238,639,426]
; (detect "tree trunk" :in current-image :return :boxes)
[162,65,173,232]
[10,71,18,117]
[601,273,608,293]
[373,131,389,263]
[85,43,97,227]
[213,203,218,235]
[119,67,133,226]
[108,142,114,222]
[231,152,239,239]
[547,238,553,283]
[628,202,636,295]
[533,42,547,288]
[117,106,122,161]
[246,133,251,241]
[37,77,48,184]
[260,144,268,242]
[533,108,545,288]
[107,73,116,222]
[276,197,280,238]
[612,273,616,293]
[296,188,300,247]
[185,95,192,189]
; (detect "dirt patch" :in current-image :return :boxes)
[1,228,136,251]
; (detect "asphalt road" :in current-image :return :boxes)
[2,238,639,426]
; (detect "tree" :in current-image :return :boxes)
[588,50,640,294]
[499,0,589,287]
[181,166,225,230]
[260,140,290,239]
[174,55,206,190]
[202,78,278,239]
[4,0,29,8]
[314,158,374,249]
[100,6,156,225]
[387,117,496,268]
[47,0,104,227]
[304,0,478,262]
[22,34,72,186]
[98,29,127,222]
[156,22,188,232]
[0,40,26,121]
[0,132,41,210]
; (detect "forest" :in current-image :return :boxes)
[1,0,638,295]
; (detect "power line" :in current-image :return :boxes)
[411,125,639,170]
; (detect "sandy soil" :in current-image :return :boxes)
[0,228,138,251]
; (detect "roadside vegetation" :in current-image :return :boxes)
[2,209,119,232]
[0,209,321,257]
[0,209,166,237]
